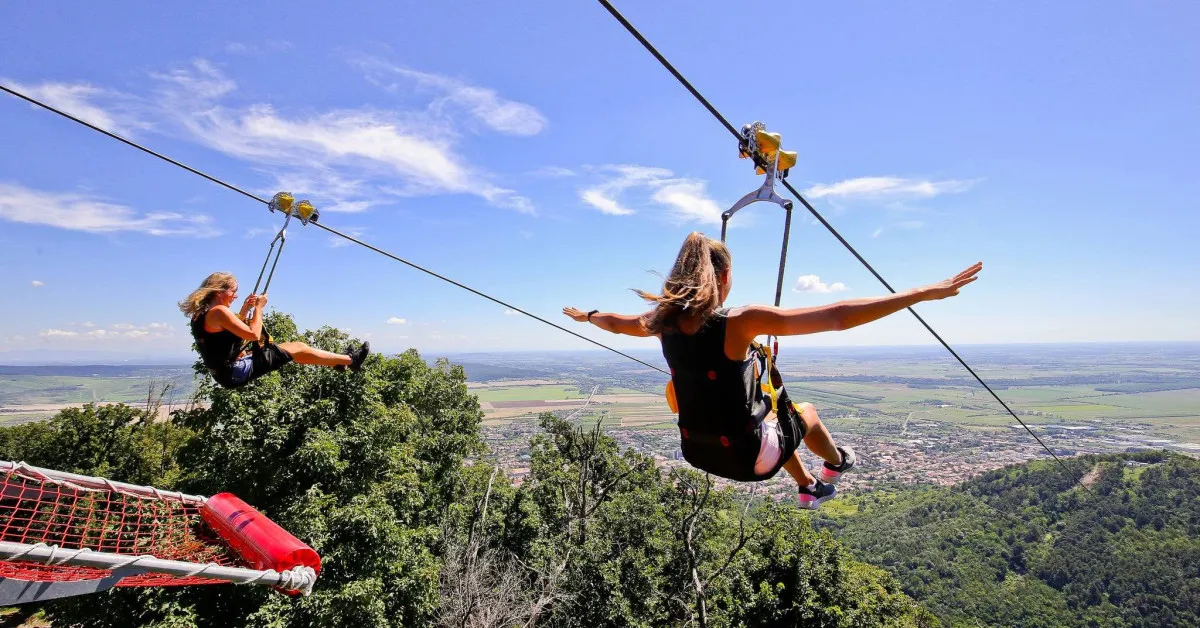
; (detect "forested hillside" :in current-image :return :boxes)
[821,451,1200,627]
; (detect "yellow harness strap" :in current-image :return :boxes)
[751,341,780,414]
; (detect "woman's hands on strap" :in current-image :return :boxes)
[212,295,267,342]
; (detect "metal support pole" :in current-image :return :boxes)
[0,461,206,505]
[0,541,316,604]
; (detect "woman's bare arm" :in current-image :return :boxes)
[732,262,982,339]
[562,307,654,337]
[208,303,263,341]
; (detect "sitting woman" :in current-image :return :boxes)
[564,232,980,509]
[179,272,369,388]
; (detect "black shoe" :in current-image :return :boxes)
[797,480,837,510]
[817,446,856,485]
[347,341,370,372]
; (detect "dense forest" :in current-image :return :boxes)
[819,452,1200,627]
[0,314,930,627]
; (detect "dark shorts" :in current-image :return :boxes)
[216,342,293,388]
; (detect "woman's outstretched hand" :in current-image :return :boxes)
[563,307,589,323]
[923,262,983,300]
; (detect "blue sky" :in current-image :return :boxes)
[1,1,1197,361]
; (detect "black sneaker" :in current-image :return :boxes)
[797,480,837,510]
[817,446,856,485]
[347,341,370,372]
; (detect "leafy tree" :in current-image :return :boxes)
[3,313,484,627]
[492,415,933,628]
[0,313,934,627]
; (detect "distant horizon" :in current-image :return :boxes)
[3,339,1198,367]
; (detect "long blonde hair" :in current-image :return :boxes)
[178,272,236,318]
[636,232,731,334]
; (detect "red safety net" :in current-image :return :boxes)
[0,466,248,587]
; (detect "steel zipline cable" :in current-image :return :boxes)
[0,83,669,376]
[594,0,1085,488]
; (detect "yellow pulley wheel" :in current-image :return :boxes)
[294,200,318,223]
[269,192,295,215]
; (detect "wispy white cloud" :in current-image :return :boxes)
[386,317,407,325]
[650,180,723,225]
[30,280,44,288]
[353,57,547,136]
[39,322,177,343]
[580,165,722,224]
[1,80,142,135]
[0,182,219,237]
[503,309,520,316]
[804,176,976,200]
[328,226,367,248]
[10,58,539,220]
[581,188,635,216]
[244,227,273,239]
[794,274,847,294]
[529,166,576,178]
[871,220,924,239]
[224,40,292,55]
[149,60,535,214]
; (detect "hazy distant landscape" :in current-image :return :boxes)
[4,342,1196,502]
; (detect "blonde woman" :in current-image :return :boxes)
[179,272,369,388]
[564,232,981,509]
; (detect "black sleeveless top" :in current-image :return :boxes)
[660,308,776,481]
[190,308,243,385]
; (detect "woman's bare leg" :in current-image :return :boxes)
[782,452,816,487]
[796,402,842,466]
[276,342,351,368]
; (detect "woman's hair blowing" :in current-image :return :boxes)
[178,272,236,318]
[636,232,731,334]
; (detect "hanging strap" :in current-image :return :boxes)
[243,193,321,350]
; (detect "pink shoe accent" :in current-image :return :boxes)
[818,468,842,484]
[797,493,818,509]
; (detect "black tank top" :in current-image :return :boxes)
[190,308,244,376]
[660,308,771,481]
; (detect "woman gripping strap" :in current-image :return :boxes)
[179,272,369,389]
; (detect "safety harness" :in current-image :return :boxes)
[663,122,808,481]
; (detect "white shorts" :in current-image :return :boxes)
[754,417,783,475]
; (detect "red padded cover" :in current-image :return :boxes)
[200,492,321,589]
